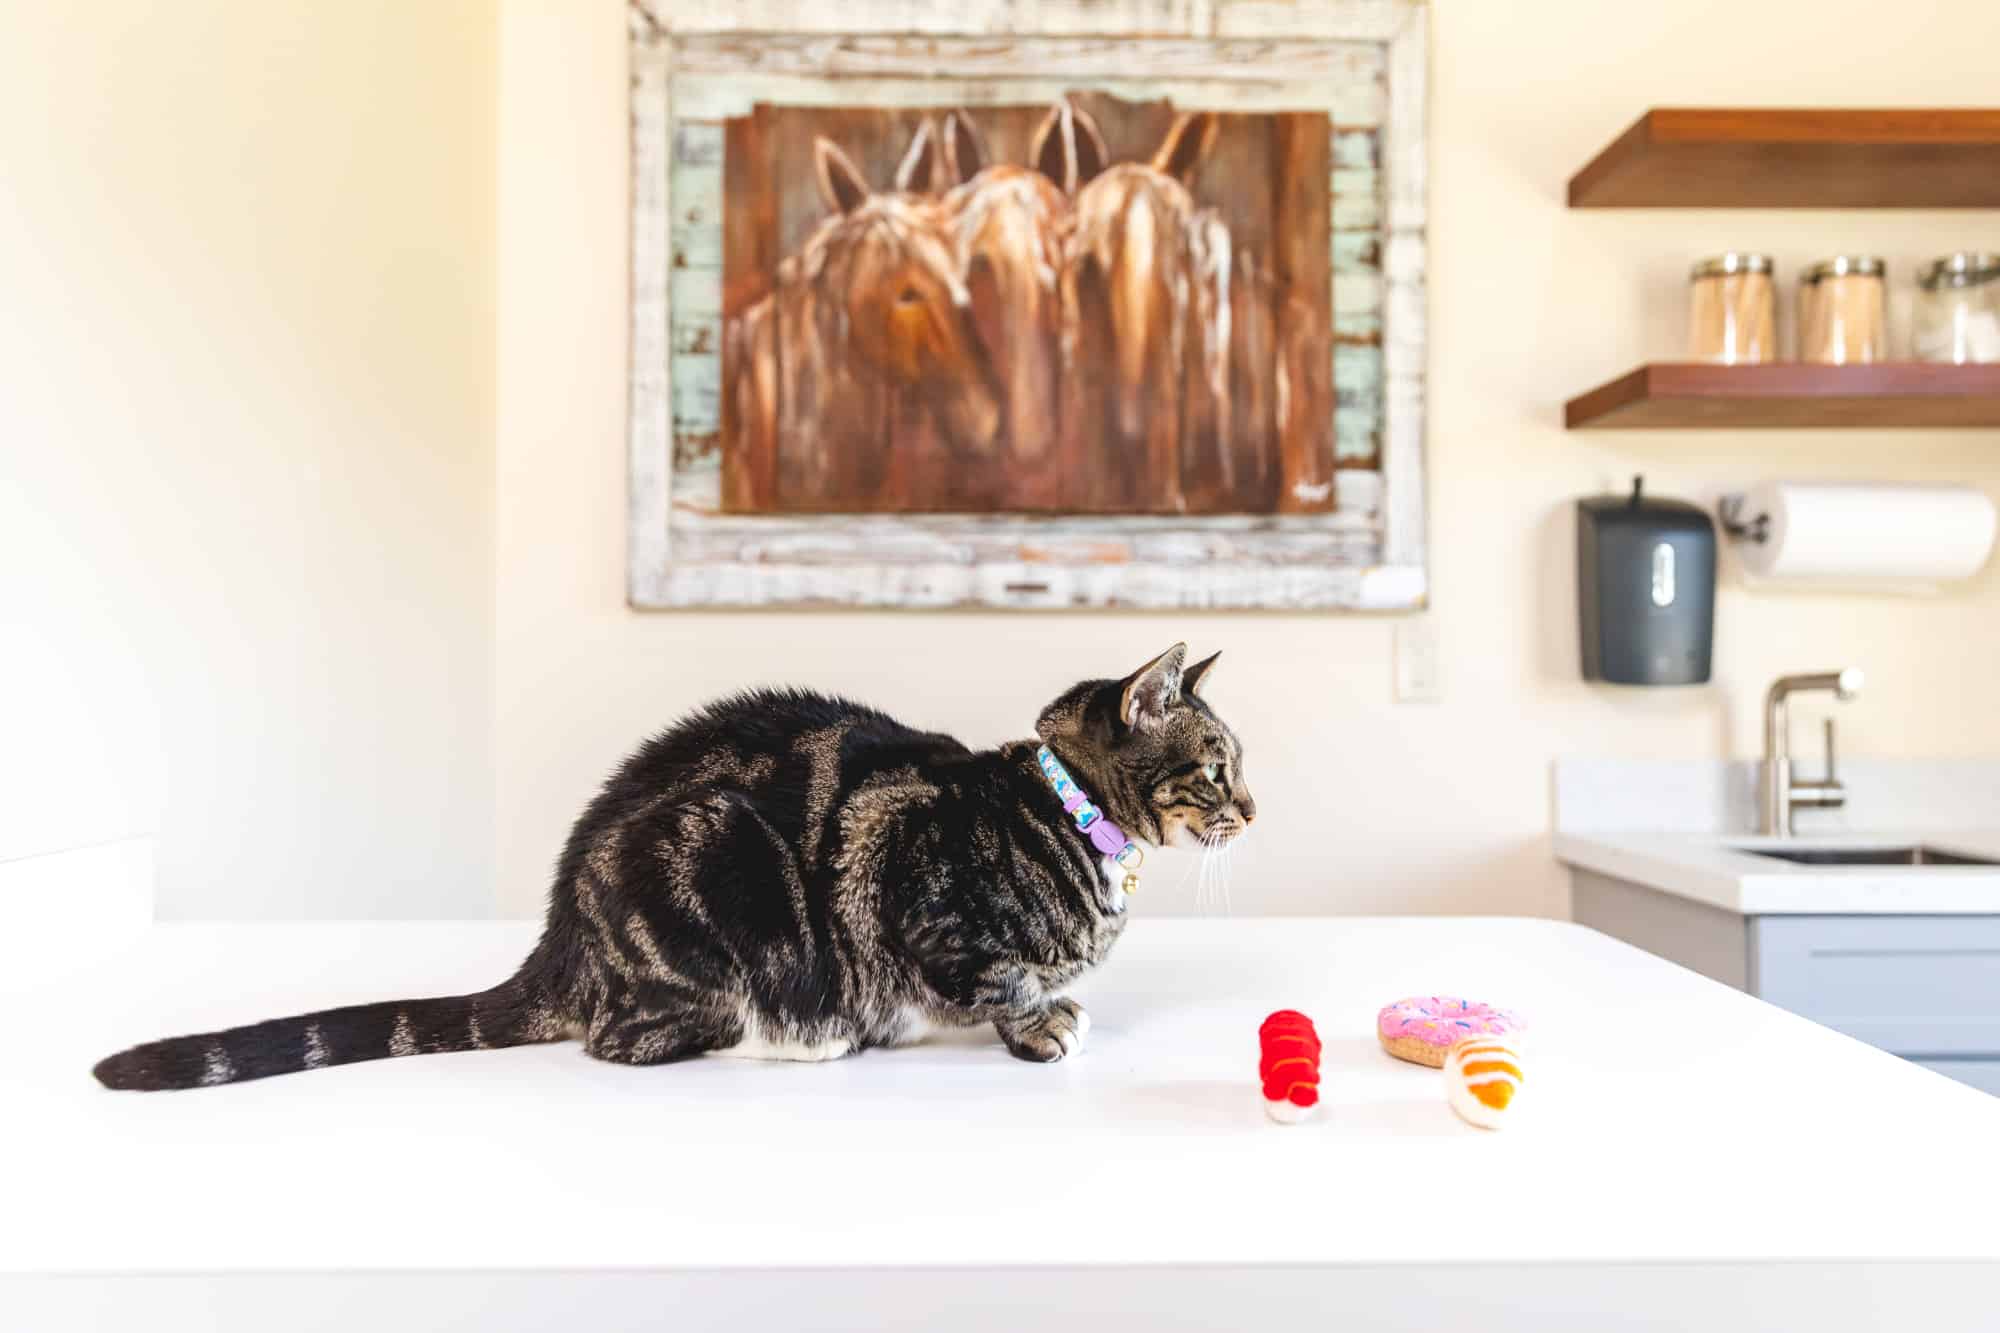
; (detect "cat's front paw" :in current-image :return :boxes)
[997,997,1090,1063]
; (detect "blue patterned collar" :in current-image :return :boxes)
[1036,746,1144,873]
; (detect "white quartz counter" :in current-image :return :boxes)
[5,916,1998,1330]
[1554,829,2000,914]
[1553,758,2000,913]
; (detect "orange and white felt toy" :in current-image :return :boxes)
[1442,1035,1525,1129]
[1258,1010,1321,1124]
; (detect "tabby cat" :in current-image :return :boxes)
[94,643,1253,1090]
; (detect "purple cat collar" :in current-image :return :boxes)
[1036,746,1144,870]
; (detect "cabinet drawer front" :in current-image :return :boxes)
[1751,916,2000,1057]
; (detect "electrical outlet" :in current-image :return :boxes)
[1394,617,1441,703]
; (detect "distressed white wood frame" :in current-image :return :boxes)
[628,0,1428,610]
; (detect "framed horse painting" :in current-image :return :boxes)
[628,0,1428,610]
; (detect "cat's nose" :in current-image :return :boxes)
[1239,797,1257,824]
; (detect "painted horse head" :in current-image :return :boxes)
[1061,110,1220,512]
[923,104,1091,500]
[806,136,1002,462]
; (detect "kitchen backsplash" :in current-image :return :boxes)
[1554,758,2000,835]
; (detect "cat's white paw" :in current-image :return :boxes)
[1002,998,1089,1062]
[1055,999,1090,1052]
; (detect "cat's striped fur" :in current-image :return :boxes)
[94,644,1252,1089]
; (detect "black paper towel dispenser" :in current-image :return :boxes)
[1577,477,1715,685]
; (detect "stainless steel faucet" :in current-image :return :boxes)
[1761,669,1864,836]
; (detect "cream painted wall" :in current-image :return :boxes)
[12,2,1995,924]
[2,3,497,917]
[495,0,2000,920]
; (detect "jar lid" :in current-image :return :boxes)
[1801,255,1886,284]
[1691,253,1773,280]
[1919,252,2000,289]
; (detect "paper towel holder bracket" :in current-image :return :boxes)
[1717,493,1771,545]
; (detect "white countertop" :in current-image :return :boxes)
[1555,829,2000,914]
[7,917,1999,1329]
[13,918,2000,1259]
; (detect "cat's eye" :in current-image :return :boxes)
[1203,762,1223,783]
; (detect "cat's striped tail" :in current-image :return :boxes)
[91,977,564,1092]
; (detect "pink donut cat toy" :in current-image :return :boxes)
[1376,995,1522,1068]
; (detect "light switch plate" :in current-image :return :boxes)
[1394,617,1441,703]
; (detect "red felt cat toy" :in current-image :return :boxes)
[1258,1010,1321,1124]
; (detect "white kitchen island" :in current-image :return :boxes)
[6,917,1997,1331]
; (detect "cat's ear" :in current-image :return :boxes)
[1119,643,1188,731]
[1182,650,1221,699]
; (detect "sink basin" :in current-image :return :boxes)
[1740,845,1999,868]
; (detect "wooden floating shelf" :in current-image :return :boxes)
[1568,108,2000,208]
[1565,363,2000,430]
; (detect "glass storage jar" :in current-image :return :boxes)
[1913,252,2000,364]
[1687,253,1775,364]
[1798,255,1886,365]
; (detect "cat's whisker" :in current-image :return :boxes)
[1168,838,1203,900]
[1203,828,1228,916]
[1210,842,1222,910]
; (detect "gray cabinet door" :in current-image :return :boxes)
[1919,1060,2000,1096]
[1750,916,2000,1057]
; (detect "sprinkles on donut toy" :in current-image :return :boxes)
[1376,995,1523,1068]
[1258,1010,1321,1124]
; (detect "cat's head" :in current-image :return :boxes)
[1035,643,1255,850]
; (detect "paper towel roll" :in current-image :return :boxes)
[1734,481,1997,582]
